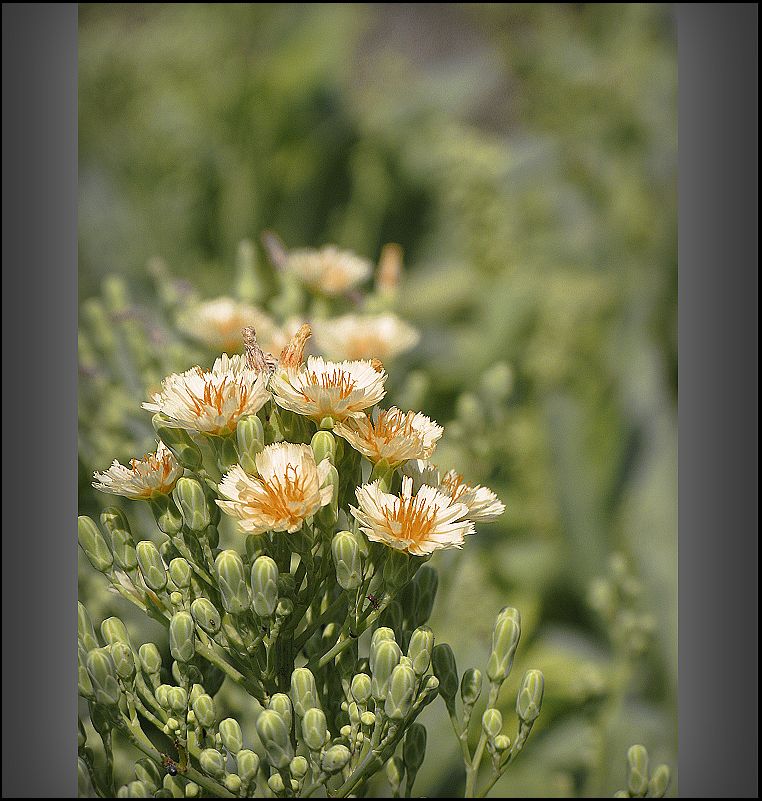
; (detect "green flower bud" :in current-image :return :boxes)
[383,549,413,592]
[386,756,405,794]
[224,775,242,794]
[169,611,196,663]
[250,555,279,618]
[236,414,265,473]
[311,429,337,465]
[267,774,285,794]
[317,464,339,526]
[516,669,544,725]
[149,494,184,535]
[235,749,260,785]
[301,707,328,751]
[168,558,193,589]
[190,598,221,635]
[494,734,511,752]
[86,647,121,705]
[185,781,200,797]
[487,607,521,684]
[321,744,351,774]
[101,507,137,569]
[268,693,293,732]
[290,755,309,780]
[155,684,172,709]
[403,723,427,775]
[219,717,243,754]
[332,530,363,590]
[256,709,293,769]
[627,744,649,798]
[351,673,372,705]
[461,668,483,707]
[77,758,94,797]
[245,533,267,562]
[432,643,459,714]
[407,626,435,676]
[291,668,320,718]
[168,686,188,712]
[361,710,376,727]
[199,748,226,779]
[369,627,397,673]
[215,550,250,614]
[170,590,184,607]
[161,774,184,797]
[648,764,671,798]
[101,616,132,648]
[188,683,205,705]
[276,597,294,618]
[340,724,352,738]
[173,477,211,532]
[77,602,99,652]
[221,613,247,651]
[77,717,87,749]
[78,516,113,573]
[135,757,163,792]
[192,693,216,729]
[164,716,180,734]
[153,414,203,470]
[384,663,417,720]
[371,640,402,701]
[127,780,149,798]
[413,565,438,626]
[136,541,167,592]
[482,708,503,739]
[110,641,136,680]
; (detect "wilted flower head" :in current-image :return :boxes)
[312,313,420,362]
[217,443,333,534]
[351,477,474,557]
[270,355,387,422]
[439,470,505,522]
[284,245,372,296]
[93,441,183,499]
[335,407,443,465]
[143,354,270,436]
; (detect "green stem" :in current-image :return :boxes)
[465,684,500,798]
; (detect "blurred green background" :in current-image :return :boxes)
[79,4,677,796]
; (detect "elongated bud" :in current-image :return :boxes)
[332,530,363,590]
[351,673,372,705]
[78,602,99,652]
[648,764,671,798]
[461,667,483,707]
[413,565,438,626]
[173,477,211,532]
[516,669,544,725]
[383,549,413,592]
[101,508,137,570]
[138,643,162,676]
[268,775,286,794]
[215,550,250,614]
[168,557,192,589]
[269,693,293,732]
[86,647,121,705]
[369,627,397,673]
[371,639,402,701]
[135,758,163,793]
[153,414,203,470]
[290,755,309,780]
[407,626,434,676]
[110,641,135,680]
[199,748,226,779]
[311,430,336,465]
[101,616,132,648]
[322,744,351,774]
[386,755,404,794]
[432,643,459,714]
[155,684,171,709]
[168,686,188,713]
[403,723,427,777]
[236,749,260,786]
[235,414,265,474]
[192,694,216,729]
[78,651,95,698]
[78,516,113,573]
[301,707,328,751]
[291,667,320,717]
[191,598,222,635]
[385,663,417,720]
[482,708,503,739]
[487,606,521,684]
[224,775,241,795]
[256,709,293,768]
[219,718,243,754]
[149,494,183,535]
[627,744,649,798]
[136,541,167,592]
[169,611,196,663]
[250,555,279,618]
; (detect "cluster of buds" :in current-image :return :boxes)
[78,310,539,798]
[613,745,671,799]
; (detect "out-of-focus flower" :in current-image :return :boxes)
[351,477,474,556]
[92,441,183,499]
[217,443,332,534]
[143,354,270,436]
[312,313,420,361]
[284,246,372,296]
[270,356,387,422]
[335,407,442,465]
[401,459,441,493]
[439,470,505,522]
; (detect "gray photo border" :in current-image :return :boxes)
[1,3,758,798]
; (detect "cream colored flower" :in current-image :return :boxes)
[269,355,387,422]
[92,441,183,499]
[438,469,505,522]
[312,313,420,361]
[335,407,442,465]
[143,354,270,436]
[284,246,372,296]
[351,477,474,557]
[217,443,333,534]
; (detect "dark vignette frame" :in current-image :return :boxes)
[1,3,757,797]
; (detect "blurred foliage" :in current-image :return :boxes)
[79,3,676,796]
